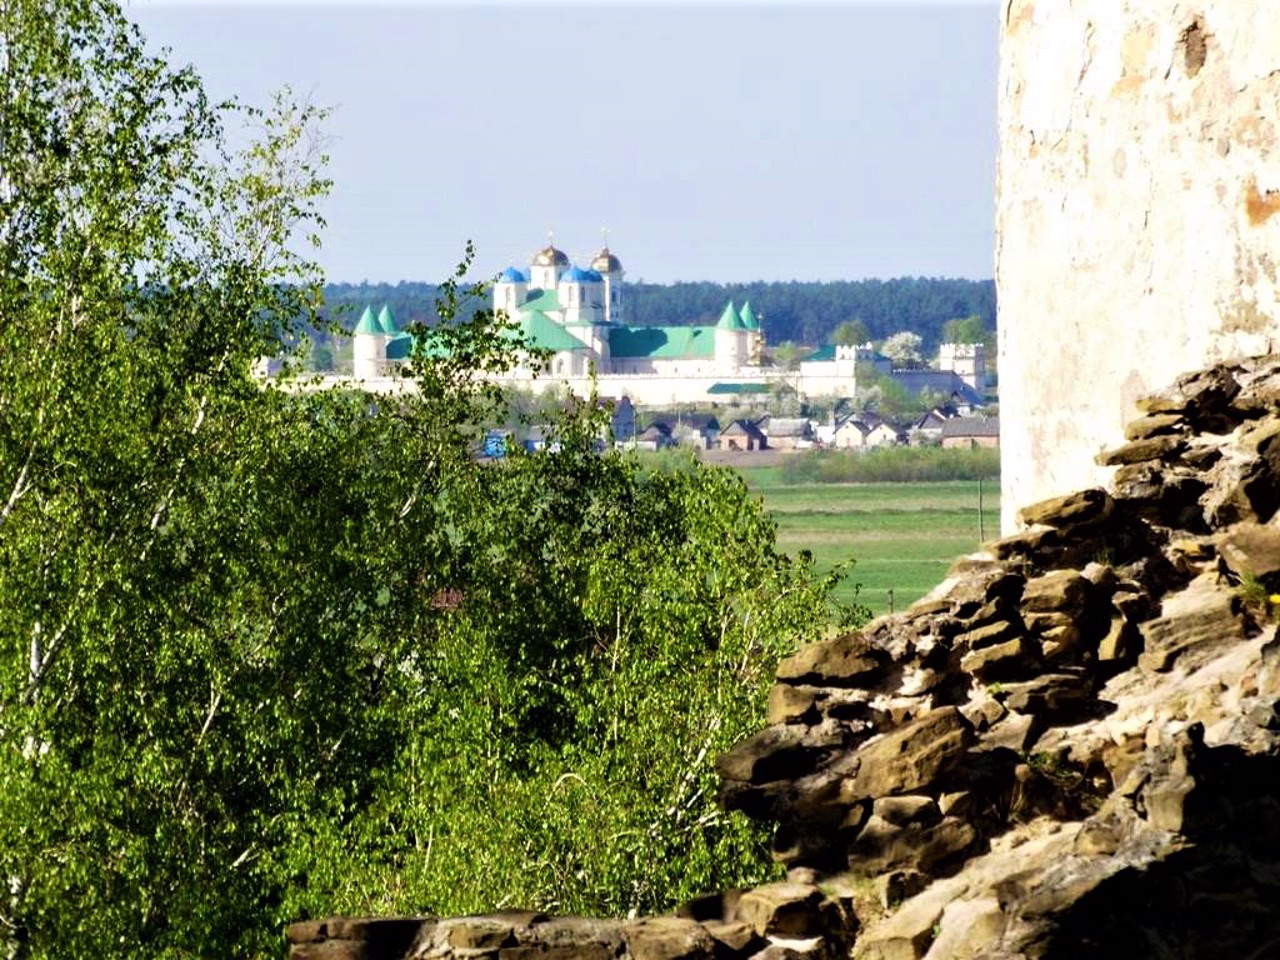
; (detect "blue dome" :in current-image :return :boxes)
[562,265,603,284]
[499,266,529,283]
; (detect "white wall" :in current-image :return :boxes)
[998,0,1280,531]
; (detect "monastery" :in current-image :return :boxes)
[349,242,866,406]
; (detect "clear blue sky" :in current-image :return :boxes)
[128,1,1000,284]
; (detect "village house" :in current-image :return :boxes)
[717,419,768,451]
[910,406,961,445]
[940,416,1001,449]
[661,413,721,450]
[762,417,815,451]
[632,421,676,451]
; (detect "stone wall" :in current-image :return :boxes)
[997,0,1280,530]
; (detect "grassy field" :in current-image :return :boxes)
[735,473,1001,618]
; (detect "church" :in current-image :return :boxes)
[350,241,861,406]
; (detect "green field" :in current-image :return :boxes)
[737,476,1002,618]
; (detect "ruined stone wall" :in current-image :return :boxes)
[997,0,1280,530]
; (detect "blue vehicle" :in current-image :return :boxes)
[482,431,510,459]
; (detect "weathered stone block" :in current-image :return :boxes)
[874,870,929,910]
[841,708,973,803]
[923,897,1005,960]
[1021,569,1092,613]
[996,673,1090,719]
[292,919,425,960]
[1124,413,1186,441]
[767,685,822,725]
[1138,575,1247,673]
[959,635,1039,682]
[498,945,614,960]
[979,710,1036,753]
[1097,616,1141,664]
[444,918,518,950]
[1218,521,1280,584]
[1204,422,1280,526]
[716,726,835,786]
[700,920,760,955]
[1096,434,1185,466]
[953,618,1020,653]
[1017,488,1114,529]
[735,883,826,938]
[622,917,716,960]
[775,634,891,688]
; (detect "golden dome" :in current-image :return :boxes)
[590,247,622,273]
[532,244,569,267]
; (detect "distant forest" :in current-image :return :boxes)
[319,276,996,349]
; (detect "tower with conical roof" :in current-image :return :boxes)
[715,300,748,373]
[353,304,385,379]
[740,300,763,365]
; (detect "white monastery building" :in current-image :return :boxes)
[341,240,981,408]
[350,241,865,406]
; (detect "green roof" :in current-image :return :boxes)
[807,344,837,362]
[716,301,745,332]
[740,301,760,331]
[609,325,716,359]
[385,333,414,360]
[513,310,588,352]
[354,305,379,336]
[377,304,399,335]
[707,382,771,395]
[520,288,562,313]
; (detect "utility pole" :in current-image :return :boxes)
[978,476,986,543]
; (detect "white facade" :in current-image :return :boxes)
[998,0,1280,530]
[937,343,986,392]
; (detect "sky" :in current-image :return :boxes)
[127,1,1000,285]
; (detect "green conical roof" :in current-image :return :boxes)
[376,304,399,335]
[717,300,745,331]
[354,305,379,335]
[740,300,760,331]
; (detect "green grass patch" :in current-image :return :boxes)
[743,480,1001,617]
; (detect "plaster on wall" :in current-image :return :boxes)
[997,0,1280,530]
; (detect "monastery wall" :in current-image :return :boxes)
[997,0,1280,530]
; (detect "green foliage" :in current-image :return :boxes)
[831,319,870,346]
[879,331,925,368]
[0,4,857,954]
[778,447,1001,484]
[856,370,934,421]
[941,315,989,345]
[623,278,996,349]
[281,450,848,922]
